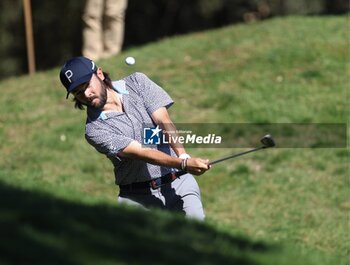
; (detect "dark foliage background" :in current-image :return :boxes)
[0,0,348,80]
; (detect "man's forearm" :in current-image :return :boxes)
[120,141,182,169]
[151,107,188,157]
[160,122,187,157]
[136,148,183,169]
[120,141,209,176]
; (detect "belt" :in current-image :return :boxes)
[119,171,185,190]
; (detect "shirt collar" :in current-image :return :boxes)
[112,80,129,95]
[87,79,128,121]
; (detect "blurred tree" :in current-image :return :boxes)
[0,0,26,77]
[31,0,85,71]
[264,0,324,15]
[123,0,258,46]
[324,0,349,14]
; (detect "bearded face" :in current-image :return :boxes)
[73,74,108,109]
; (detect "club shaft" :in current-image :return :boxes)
[209,146,265,165]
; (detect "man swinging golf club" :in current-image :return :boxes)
[59,56,210,220]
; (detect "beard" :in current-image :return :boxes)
[88,78,107,109]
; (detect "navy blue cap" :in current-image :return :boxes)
[59,56,97,99]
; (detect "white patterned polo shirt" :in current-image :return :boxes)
[85,72,177,185]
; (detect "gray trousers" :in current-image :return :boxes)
[118,173,205,221]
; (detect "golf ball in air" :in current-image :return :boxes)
[125,56,135,65]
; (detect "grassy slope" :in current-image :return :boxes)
[0,16,348,264]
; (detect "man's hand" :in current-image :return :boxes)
[184,158,210,176]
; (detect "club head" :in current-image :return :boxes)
[260,134,275,148]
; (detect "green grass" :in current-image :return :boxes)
[0,16,349,264]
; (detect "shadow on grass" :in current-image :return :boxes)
[0,181,274,265]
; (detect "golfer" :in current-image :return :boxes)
[59,56,210,220]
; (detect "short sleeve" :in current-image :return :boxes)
[132,72,174,115]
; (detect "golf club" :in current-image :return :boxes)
[174,134,275,177]
[209,134,275,165]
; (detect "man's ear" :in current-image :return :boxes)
[96,67,105,80]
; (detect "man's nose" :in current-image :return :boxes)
[84,87,93,99]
